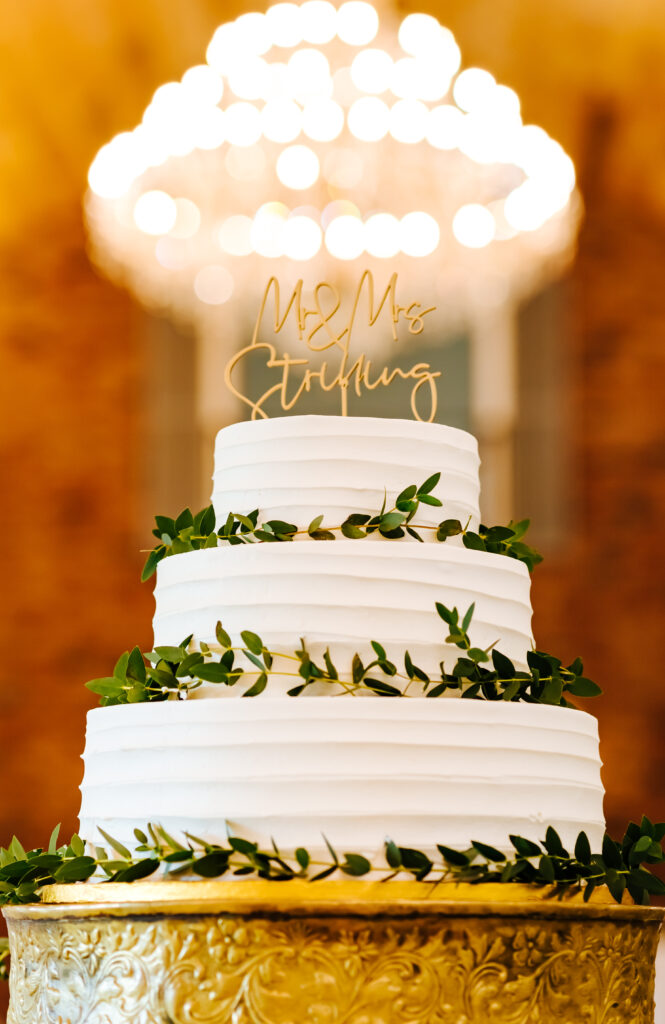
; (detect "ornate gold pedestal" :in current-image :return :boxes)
[3,880,663,1024]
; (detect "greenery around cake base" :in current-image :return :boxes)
[1,814,664,977]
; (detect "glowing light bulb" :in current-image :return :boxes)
[251,202,289,257]
[193,107,226,150]
[503,183,557,231]
[276,145,320,189]
[350,49,393,94]
[453,68,496,113]
[336,2,379,45]
[218,215,254,255]
[452,204,495,247]
[364,213,400,257]
[228,58,271,100]
[399,211,440,256]
[261,99,302,143]
[398,17,462,84]
[134,191,178,235]
[302,98,344,141]
[458,113,506,164]
[389,99,428,143]
[389,58,452,102]
[514,128,575,199]
[194,265,234,304]
[206,25,240,75]
[300,0,337,43]
[234,12,271,55]
[181,65,224,105]
[287,49,332,100]
[426,105,464,150]
[390,58,420,99]
[488,84,521,125]
[265,3,303,48]
[263,62,290,100]
[130,124,170,171]
[398,14,440,54]
[148,81,182,111]
[348,97,389,141]
[224,102,262,146]
[141,82,204,157]
[283,215,323,259]
[325,215,365,259]
[88,135,138,198]
[169,198,201,239]
[438,30,462,78]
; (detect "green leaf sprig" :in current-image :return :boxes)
[433,605,601,704]
[141,473,542,579]
[86,603,600,706]
[142,506,218,581]
[1,819,663,918]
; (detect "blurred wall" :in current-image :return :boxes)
[1,0,665,962]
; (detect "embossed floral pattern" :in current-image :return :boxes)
[4,907,660,1024]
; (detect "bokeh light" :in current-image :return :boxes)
[302,98,344,140]
[348,97,389,140]
[276,144,320,188]
[336,2,379,45]
[133,191,177,235]
[283,215,323,259]
[399,211,440,256]
[194,265,235,303]
[325,214,365,259]
[218,215,254,255]
[452,203,496,247]
[86,1,580,316]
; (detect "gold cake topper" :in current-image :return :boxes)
[224,270,441,421]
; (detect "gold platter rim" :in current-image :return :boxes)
[4,879,664,922]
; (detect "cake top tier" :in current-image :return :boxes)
[211,415,480,533]
[215,415,478,449]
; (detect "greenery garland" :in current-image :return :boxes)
[140,473,543,581]
[0,819,664,930]
[86,601,600,706]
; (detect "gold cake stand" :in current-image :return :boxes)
[3,880,663,1023]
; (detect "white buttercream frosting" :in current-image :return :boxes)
[79,699,605,858]
[212,415,480,538]
[80,415,606,867]
[152,542,534,691]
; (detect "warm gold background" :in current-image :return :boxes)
[1,0,665,939]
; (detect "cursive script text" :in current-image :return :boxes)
[224,271,441,421]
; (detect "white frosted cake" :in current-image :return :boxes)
[79,415,605,860]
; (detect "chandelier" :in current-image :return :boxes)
[85,1,580,335]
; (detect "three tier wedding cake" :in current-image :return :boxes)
[4,412,664,1024]
[79,415,605,863]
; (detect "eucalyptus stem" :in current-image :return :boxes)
[141,474,543,581]
[86,602,601,706]
[1,819,664,919]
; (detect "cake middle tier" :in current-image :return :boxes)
[153,542,533,694]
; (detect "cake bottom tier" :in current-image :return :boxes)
[79,698,605,857]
